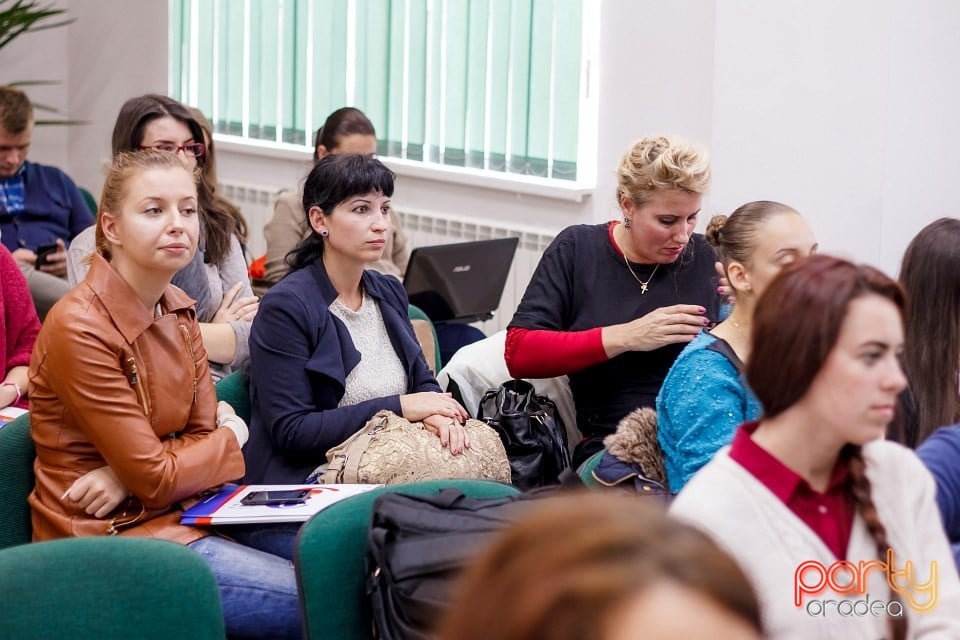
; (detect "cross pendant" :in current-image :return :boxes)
[640,282,648,294]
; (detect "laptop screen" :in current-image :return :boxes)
[403,237,520,323]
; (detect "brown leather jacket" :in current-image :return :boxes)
[28,254,245,544]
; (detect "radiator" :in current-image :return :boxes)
[221,180,556,335]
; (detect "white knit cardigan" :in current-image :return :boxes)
[671,439,960,640]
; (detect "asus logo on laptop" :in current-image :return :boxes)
[452,265,471,273]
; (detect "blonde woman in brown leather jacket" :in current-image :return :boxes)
[28,150,302,639]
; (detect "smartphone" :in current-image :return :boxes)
[35,243,59,269]
[240,489,311,506]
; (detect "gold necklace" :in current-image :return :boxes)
[617,224,660,294]
[623,253,659,294]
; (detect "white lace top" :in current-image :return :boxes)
[329,293,408,407]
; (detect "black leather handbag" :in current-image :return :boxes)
[478,379,571,490]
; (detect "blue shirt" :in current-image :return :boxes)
[0,160,93,253]
[656,330,762,490]
[0,164,26,214]
[917,424,960,545]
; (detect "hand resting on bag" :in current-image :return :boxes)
[400,391,468,424]
[422,414,472,455]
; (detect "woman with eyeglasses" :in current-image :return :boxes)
[68,95,258,380]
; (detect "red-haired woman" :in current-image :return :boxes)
[672,254,960,639]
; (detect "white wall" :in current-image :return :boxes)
[13,0,960,275]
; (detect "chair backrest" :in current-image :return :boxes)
[295,479,519,640]
[215,370,251,423]
[577,449,605,487]
[408,304,442,372]
[0,537,226,639]
[0,414,35,549]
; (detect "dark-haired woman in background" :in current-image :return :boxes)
[892,217,960,448]
[672,254,960,639]
[262,107,409,284]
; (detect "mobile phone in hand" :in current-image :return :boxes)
[240,489,310,506]
[35,243,59,269]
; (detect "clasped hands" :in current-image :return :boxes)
[400,391,471,455]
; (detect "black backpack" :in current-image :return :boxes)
[477,379,571,490]
[366,489,535,640]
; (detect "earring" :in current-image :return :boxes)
[320,229,329,237]
[623,217,631,230]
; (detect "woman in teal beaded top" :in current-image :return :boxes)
[656,201,816,490]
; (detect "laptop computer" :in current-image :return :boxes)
[403,237,520,323]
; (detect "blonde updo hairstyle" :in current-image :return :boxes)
[96,149,199,261]
[616,135,712,207]
[705,200,799,294]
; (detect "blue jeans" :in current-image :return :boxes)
[188,535,302,639]
[226,522,302,562]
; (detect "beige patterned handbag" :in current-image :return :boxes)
[322,410,512,485]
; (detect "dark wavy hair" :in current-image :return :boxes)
[287,153,395,270]
[746,253,907,640]
[111,94,235,265]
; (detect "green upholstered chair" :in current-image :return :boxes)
[577,450,605,487]
[0,537,226,639]
[79,187,98,215]
[407,303,442,372]
[0,413,35,549]
[215,370,251,423]
[295,479,519,640]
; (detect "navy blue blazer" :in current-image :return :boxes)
[244,259,440,484]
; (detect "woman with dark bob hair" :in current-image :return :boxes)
[436,492,763,640]
[240,155,470,559]
[68,94,258,380]
[672,254,960,639]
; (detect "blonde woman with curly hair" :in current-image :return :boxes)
[507,135,721,467]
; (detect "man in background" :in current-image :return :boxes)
[0,86,93,319]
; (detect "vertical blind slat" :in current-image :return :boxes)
[170,0,582,181]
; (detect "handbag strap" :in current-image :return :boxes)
[341,429,377,483]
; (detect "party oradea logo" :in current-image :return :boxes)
[794,550,938,617]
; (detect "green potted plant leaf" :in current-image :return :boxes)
[0,0,82,125]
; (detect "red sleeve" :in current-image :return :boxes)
[505,326,608,379]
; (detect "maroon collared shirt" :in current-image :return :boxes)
[728,421,855,560]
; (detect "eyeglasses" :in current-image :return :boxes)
[141,142,206,158]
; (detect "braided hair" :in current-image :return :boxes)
[746,255,908,639]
